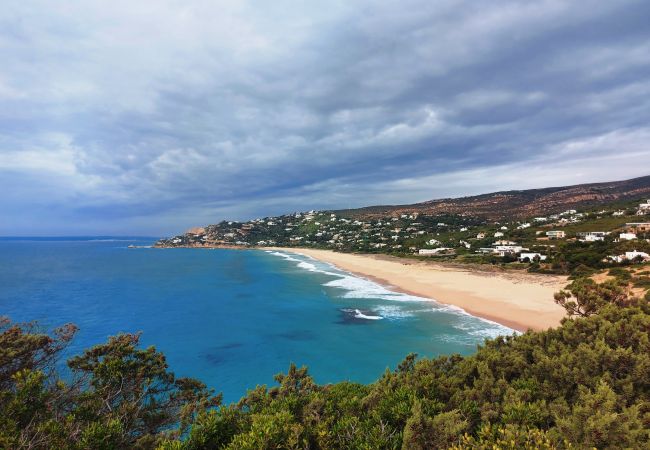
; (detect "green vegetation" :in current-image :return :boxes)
[157,196,650,278]
[0,320,221,449]
[2,282,649,449]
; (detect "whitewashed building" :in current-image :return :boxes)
[494,240,518,246]
[578,231,610,242]
[637,200,650,215]
[493,245,525,255]
[419,248,452,256]
[519,252,547,262]
[626,250,650,261]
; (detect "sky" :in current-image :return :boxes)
[1,1,650,236]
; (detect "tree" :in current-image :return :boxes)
[553,380,646,448]
[0,319,222,449]
[0,316,77,390]
[0,317,78,449]
[68,333,222,447]
[554,278,628,317]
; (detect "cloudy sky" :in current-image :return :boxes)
[2,0,650,236]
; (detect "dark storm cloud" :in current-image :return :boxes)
[1,0,649,234]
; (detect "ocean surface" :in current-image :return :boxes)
[0,237,514,402]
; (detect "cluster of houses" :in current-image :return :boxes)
[636,200,650,215]
[607,250,650,263]
[473,240,547,261]
[156,202,650,269]
[161,209,483,252]
[603,222,650,264]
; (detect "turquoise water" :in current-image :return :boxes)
[0,238,513,402]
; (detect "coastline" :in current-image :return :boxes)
[270,247,568,332]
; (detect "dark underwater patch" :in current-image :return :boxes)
[213,342,244,350]
[201,342,244,366]
[202,352,227,366]
[273,330,317,341]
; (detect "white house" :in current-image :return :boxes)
[427,238,441,246]
[607,250,650,263]
[578,231,609,242]
[546,230,566,239]
[494,240,517,246]
[637,200,650,215]
[419,248,452,256]
[519,252,547,262]
[494,231,505,238]
[476,232,486,239]
[493,245,525,254]
[625,250,650,261]
[619,232,637,241]
[517,223,531,230]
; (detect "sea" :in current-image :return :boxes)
[0,237,514,402]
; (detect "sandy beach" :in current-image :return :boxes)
[272,248,568,332]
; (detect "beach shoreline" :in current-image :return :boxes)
[269,247,568,332]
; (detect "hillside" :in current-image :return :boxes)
[336,175,650,220]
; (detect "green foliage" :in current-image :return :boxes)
[67,333,222,447]
[401,401,467,450]
[567,263,597,279]
[2,297,650,449]
[554,278,628,316]
[453,424,571,449]
[552,380,646,449]
[0,318,220,449]
[608,267,632,281]
[633,275,650,289]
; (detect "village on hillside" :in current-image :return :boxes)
[156,198,650,276]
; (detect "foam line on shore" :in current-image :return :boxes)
[265,249,516,337]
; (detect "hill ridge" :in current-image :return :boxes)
[334,174,650,220]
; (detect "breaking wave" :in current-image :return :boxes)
[265,250,516,336]
[353,309,383,320]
